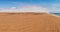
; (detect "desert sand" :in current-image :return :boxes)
[0,13,60,32]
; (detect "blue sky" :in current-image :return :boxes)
[0,0,60,13]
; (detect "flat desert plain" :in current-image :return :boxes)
[0,13,60,32]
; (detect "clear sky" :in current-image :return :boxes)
[0,0,60,13]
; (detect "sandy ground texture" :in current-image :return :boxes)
[0,13,60,32]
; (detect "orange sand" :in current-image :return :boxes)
[0,13,60,32]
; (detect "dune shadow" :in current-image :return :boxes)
[7,13,20,15]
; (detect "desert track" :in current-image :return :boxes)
[0,13,60,32]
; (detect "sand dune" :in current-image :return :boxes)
[0,13,60,32]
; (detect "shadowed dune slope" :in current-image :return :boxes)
[0,13,60,32]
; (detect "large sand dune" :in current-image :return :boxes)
[0,13,60,32]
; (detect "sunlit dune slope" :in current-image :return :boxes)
[0,13,60,32]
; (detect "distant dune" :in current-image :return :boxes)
[0,13,60,32]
